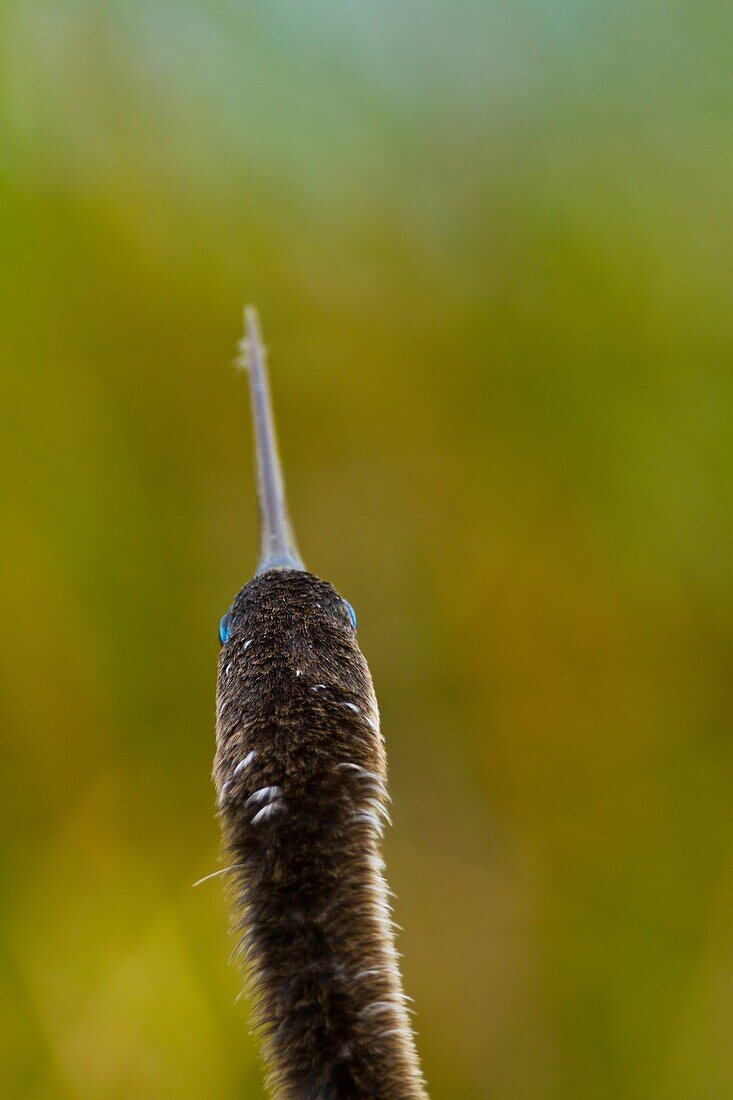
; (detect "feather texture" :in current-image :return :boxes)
[215,570,427,1099]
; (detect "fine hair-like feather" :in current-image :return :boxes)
[215,569,427,1099]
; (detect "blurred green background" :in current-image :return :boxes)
[1,2,732,1097]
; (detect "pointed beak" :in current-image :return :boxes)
[239,306,306,575]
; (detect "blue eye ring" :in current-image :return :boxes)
[343,600,357,631]
[219,612,232,646]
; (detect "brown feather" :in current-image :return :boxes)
[215,569,427,1099]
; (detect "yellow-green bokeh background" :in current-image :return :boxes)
[2,3,732,1097]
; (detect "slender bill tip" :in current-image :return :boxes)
[235,305,261,372]
[244,304,261,351]
[239,306,305,575]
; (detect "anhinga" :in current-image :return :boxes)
[214,308,427,1099]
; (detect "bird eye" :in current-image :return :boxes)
[219,612,232,646]
[343,600,357,630]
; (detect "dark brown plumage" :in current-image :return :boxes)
[215,570,426,1098]
[213,307,426,1097]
